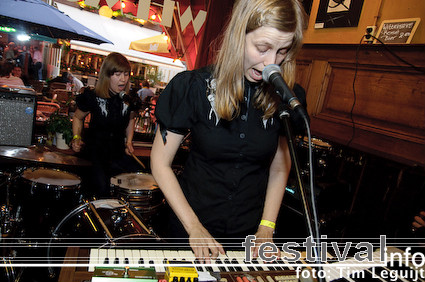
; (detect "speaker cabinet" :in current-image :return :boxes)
[0,88,36,146]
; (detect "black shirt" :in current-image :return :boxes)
[156,67,290,237]
[76,88,133,161]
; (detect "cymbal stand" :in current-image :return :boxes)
[0,169,23,240]
[0,169,23,282]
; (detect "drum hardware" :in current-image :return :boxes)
[1,254,20,282]
[0,170,24,239]
[0,205,22,238]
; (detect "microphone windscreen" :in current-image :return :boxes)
[262,64,282,83]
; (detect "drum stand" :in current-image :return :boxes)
[0,169,23,238]
[0,169,24,282]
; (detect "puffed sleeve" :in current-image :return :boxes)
[155,70,204,143]
[75,87,94,112]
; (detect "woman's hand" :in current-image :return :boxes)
[71,138,84,152]
[125,141,134,155]
[187,224,225,263]
[413,211,425,230]
[252,225,280,260]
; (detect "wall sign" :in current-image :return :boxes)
[375,18,421,44]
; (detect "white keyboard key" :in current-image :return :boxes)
[139,249,149,267]
[107,249,116,265]
[115,249,125,265]
[88,249,98,272]
[123,249,132,265]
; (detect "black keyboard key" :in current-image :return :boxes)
[231,258,243,271]
[216,258,227,272]
[252,258,264,271]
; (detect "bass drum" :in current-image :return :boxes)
[111,173,165,224]
[45,198,162,280]
[54,199,160,246]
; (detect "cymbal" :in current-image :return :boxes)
[0,146,91,166]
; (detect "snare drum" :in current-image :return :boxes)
[111,173,164,221]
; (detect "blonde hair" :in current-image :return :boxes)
[213,0,307,120]
[95,52,131,99]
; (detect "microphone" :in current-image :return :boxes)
[119,91,143,109]
[119,91,131,103]
[262,64,303,110]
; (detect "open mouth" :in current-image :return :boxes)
[251,68,263,81]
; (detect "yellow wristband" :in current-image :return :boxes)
[72,134,81,140]
[260,219,276,229]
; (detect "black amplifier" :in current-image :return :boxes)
[0,87,37,146]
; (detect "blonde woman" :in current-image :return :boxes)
[72,52,138,197]
[151,0,307,261]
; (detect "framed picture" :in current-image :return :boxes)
[315,0,365,29]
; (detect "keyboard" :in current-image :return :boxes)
[58,246,425,282]
[58,247,297,282]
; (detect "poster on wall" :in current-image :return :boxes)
[314,0,364,29]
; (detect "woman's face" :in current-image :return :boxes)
[109,71,130,94]
[244,26,294,83]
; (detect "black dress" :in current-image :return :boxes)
[155,67,299,240]
[76,88,138,197]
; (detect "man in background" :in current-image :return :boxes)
[137,80,154,103]
[12,65,30,86]
[67,72,84,93]
[0,61,25,87]
[31,45,43,80]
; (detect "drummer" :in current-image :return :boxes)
[71,52,139,198]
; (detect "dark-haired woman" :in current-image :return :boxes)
[72,52,138,197]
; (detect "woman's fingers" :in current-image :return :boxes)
[189,230,225,263]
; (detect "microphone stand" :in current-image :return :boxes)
[278,105,325,282]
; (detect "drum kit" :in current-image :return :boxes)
[0,145,164,250]
[296,135,335,180]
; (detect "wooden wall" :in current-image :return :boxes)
[296,44,425,167]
